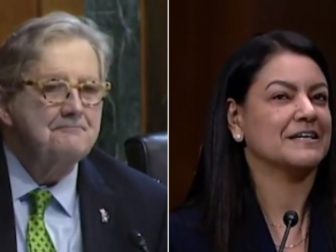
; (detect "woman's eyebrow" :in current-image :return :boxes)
[265,80,297,91]
[265,80,328,91]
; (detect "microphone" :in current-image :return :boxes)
[278,210,299,252]
[130,231,150,252]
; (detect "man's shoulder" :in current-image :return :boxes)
[86,147,166,201]
[80,148,167,251]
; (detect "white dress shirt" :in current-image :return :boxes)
[5,145,83,252]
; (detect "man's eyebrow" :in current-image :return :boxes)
[78,76,100,82]
[35,74,99,82]
[37,73,68,80]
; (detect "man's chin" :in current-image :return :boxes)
[51,145,91,162]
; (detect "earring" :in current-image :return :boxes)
[234,133,243,142]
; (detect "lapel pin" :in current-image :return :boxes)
[99,208,110,223]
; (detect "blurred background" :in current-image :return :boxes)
[170,0,336,209]
[0,0,167,162]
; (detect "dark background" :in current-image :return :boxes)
[170,0,336,209]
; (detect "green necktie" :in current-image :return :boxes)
[26,189,56,252]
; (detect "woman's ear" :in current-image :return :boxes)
[227,98,244,142]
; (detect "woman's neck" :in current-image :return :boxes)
[253,168,316,223]
[246,155,317,251]
[245,150,318,222]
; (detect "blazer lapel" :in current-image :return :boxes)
[235,189,277,252]
[0,144,17,252]
[78,158,136,252]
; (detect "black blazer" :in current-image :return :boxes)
[170,191,335,252]
[0,146,167,252]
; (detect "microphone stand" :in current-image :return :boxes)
[278,210,299,252]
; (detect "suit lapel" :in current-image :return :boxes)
[0,143,151,252]
[0,144,17,252]
[78,157,135,252]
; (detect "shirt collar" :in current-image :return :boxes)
[5,144,78,217]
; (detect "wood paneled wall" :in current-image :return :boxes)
[170,0,336,209]
[0,0,84,43]
[39,0,84,16]
[141,0,167,133]
[0,0,38,42]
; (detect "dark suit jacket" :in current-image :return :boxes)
[0,146,167,252]
[170,191,335,252]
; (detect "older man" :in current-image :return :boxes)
[0,12,166,252]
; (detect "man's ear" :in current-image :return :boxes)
[227,98,244,142]
[0,87,13,127]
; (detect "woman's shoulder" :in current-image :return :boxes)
[170,204,203,226]
[170,204,213,252]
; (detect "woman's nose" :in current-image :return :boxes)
[293,95,317,122]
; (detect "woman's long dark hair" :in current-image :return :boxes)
[187,30,336,251]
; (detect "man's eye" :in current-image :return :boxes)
[43,80,67,92]
[82,84,101,94]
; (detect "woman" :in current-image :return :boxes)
[170,30,336,252]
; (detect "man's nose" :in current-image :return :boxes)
[61,89,84,117]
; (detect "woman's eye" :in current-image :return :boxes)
[272,94,290,100]
[312,93,328,103]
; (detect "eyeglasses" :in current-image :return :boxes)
[23,78,111,106]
